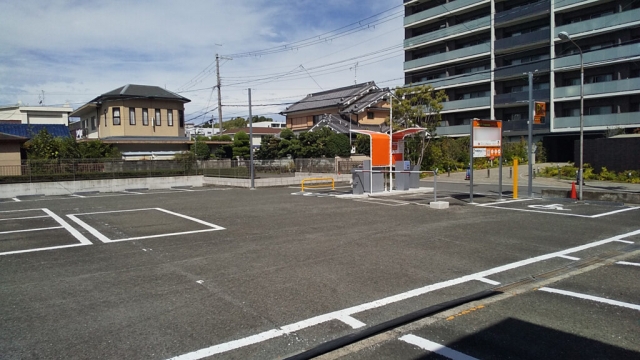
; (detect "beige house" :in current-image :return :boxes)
[0,133,28,175]
[280,82,390,134]
[0,104,73,125]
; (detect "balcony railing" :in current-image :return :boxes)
[494,89,550,106]
[405,43,491,71]
[556,8,640,38]
[555,43,640,70]
[494,28,550,53]
[404,16,490,49]
[502,120,550,133]
[494,60,550,80]
[409,71,491,89]
[554,112,640,129]
[435,124,470,136]
[555,0,593,11]
[404,0,489,27]
[441,96,491,111]
[555,78,640,99]
[495,0,550,26]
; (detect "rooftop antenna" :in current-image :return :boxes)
[350,62,359,85]
[38,90,45,106]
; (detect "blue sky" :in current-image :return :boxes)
[0,0,404,123]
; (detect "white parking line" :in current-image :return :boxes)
[475,277,500,285]
[616,261,640,267]
[0,226,63,235]
[70,194,86,198]
[335,315,366,329]
[539,287,640,311]
[475,198,533,207]
[0,215,49,221]
[166,228,640,360]
[399,335,478,360]
[12,198,21,202]
[480,203,640,218]
[557,255,580,261]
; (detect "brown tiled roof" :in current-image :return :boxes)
[224,127,283,135]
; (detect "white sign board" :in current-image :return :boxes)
[473,126,501,147]
[473,148,487,158]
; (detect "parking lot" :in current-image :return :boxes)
[0,186,638,359]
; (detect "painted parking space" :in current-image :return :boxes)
[478,198,640,218]
[0,208,92,256]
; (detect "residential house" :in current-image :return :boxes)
[0,104,73,126]
[280,82,390,134]
[0,124,72,175]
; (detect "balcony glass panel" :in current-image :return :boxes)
[502,120,550,132]
[555,43,640,70]
[494,28,550,52]
[495,0,550,25]
[405,16,490,49]
[494,60,550,80]
[555,0,592,10]
[405,0,488,27]
[555,78,640,99]
[556,8,640,37]
[441,96,490,111]
[410,72,491,88]
[405,43,491,71]
[436,124,470,136]
[554,112,640,129]
[494,89,550,105]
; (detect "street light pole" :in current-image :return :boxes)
[559,31,584,201]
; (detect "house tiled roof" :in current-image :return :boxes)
[0,132,29,142]
[0,124,70,139]
[281,82,378,114]
[341,90,389,114]
[88,84,190,103]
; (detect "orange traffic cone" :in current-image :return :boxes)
[570,182,577,200]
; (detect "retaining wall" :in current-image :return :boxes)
[202,173,352,188]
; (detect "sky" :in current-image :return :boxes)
[0,0,405,125]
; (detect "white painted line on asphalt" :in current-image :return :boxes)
[11,198,21,202]
[0,215,49,221]
[475,277,500,285]
[480,206,592,218]
[614,239,634,244]
[122,191,144,195]
[0,208,42,213]
[557,255,580,261]
[43,208,93,245]
[166,228,640,360]
[0,226,63,235]
[156,208,225,230]
[0,243,88,256]
[171,188,196,192]
[353,199,408,207]
[475,198,533,207]
[71,207,158,216]
[66,214,112,243]
[590,206,640,218]
[616,261,640,267]
[399,335,479,360]
[335,315,366,329]
[539,287,640,311]
[70,194,86,198]
[107,229,221,243]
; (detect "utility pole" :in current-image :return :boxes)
[248,88,255,190]
[528,71,534,198]
[216,53,223,135]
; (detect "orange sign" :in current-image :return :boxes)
[534,102,546,124]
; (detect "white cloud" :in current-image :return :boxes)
[0,0,404,123]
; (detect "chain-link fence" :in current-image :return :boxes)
[0,158,364,184]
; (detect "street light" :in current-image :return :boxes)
[558,31,584,201]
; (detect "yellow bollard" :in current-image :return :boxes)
[513,158,518,199]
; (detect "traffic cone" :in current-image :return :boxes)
[570,182,577,200]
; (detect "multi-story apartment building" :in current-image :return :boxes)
[404,0,640,161]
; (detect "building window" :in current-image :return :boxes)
[129,107,136,125]
[112,107,121,125]
[142,108,149,126]
[179,110,184,127]
[91,116,96,130]
[167,110,174,126]
[155,109,161,126]
[367,112,374,119]
[589,105,612,115]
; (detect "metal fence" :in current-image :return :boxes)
[0,158,364,184]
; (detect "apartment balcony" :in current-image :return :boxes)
[494,28,550,53]
[555,43,640,70]
[405,16,490,49]
[555,0,596,12]
[495,0,550,27]
[441,96,491,112]
[494,89,550,106]
[404,0,489,27]
[502,120,550,134]
[554,112,640,129]
[494,60,550,80]
[555,78,640,100]
[422,71,491,89]
[405,43,491,71]
[436,124,470,136]
[556,8,640,38]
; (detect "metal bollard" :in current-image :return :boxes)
[510,167,512,179]
[433,171,437,202]
[487,168,490,178]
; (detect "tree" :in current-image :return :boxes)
[191,140,210,160]
[392,85,447,168]
[232,131,250,159]
[326,133,350,157]
[25,129,58,159]
[77,140,120,159]
[252,116,273,123]
[355,134,370,156]
[25,129,120,160]
[223,117,247,130]
[256,135,280,159]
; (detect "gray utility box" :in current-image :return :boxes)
[395,161,410,191]
[352,168,364,195]
[410,165,420,189]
